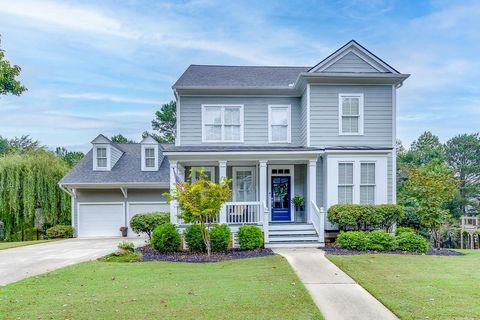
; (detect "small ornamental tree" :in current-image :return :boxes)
[167,169,231,256]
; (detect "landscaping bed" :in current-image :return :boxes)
[323,243,464,256]
[138,245,274,262]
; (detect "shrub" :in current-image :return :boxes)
[237,225,263,250]
[130,212,169,239]
[327,204,404,231]
[210,224,231,252]
[396,226,416,236]
[366,230,397,251]
[184,224,206,253]
[118,240,135,252]
[46,225,74,239]
[397,232,429,253]
[336,231,369,250]
[150,223,180,253]
[101,252,140,263]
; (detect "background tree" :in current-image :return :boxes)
[167,169,231,256]
[55,147,84,168]
[403,131,445,166]
[0,39,27,96]
[402,162,457,248]
[151,100,176,143]
[110,134,135,144]
[445,133,480,215]
[0,136,9,155]
[7,135,43,153]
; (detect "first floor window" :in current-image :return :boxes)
[338,162,353,203]
[191,167,215,182]
[360,162,376,204]
[96,147,107,168]
[339,94,363,135]
[269,105,291,143]
[144,147,156,168]
[233,167,256,201]
[203,105,243,142]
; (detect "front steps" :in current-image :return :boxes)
[265,223,324,248]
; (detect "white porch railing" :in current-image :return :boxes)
[310,200,325,243]
[225,201,261,224]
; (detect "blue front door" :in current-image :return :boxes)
[271,176,291,221]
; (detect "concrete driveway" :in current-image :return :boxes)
[0,237,148,286]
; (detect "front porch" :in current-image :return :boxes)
[166,151,326,247]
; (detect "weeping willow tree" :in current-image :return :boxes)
[0,150,70,241]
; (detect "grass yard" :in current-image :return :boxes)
[328,250,480,320]
[0,255,322,320]
[0,240,51,250]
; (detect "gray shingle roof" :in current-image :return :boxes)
[172,65,309,89]
[59,144,170,185]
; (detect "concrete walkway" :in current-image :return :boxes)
[0,237,147,286]
[274,248,398,320]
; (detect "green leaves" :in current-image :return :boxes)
[151,101,176,143]
[0,49,27,96]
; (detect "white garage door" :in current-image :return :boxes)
[128,202,169,237]
[78,203,125,237]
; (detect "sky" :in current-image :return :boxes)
[0,0,479,152]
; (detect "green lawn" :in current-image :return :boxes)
[0,240,51,250]
[0,255,322,320]
[328,250,480,320]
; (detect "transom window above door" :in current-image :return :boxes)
[339,94,364,135]
[268,105,291,143]
[202,105,244,142]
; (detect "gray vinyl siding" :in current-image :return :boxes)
[322,52,379,73]
[310,85,393,147]
[179,96,302,146]
[299,88,308,145]
[316,156,324,208]
[110,146,123,168]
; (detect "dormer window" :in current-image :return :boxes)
[96,147,107,168]
[144,147,156,168]
[93,145,111,171]
[141,136,159,171]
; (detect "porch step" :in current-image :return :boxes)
[269,229,317,236]
[267,223,320,247]
[268,223,316,231]
[269,235,319,242]
[266,242,324,248]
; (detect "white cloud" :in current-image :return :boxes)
[58,93,163,105]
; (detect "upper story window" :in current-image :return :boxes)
[360,162,376,204]
[339,94,364,135]
[268,105,291,143]
[202,105,244,142]
[93,145,110,171]
[141,144,158,171]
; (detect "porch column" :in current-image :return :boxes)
[218,160,227,223]
[259,160,268,243]
[169,160,178,225]
[308,159,317,223]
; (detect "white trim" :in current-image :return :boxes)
[268,104,291,144]
[392,85,397,204]
[141,144,159,171]
[232,166,256,202]
[306,84,311,147]
[165,150,322,156]
[338,93,364,136]
[77,202,125,237]
[190,166,216,182]
[268,164,295,222]
[176,93,181,146]
[120,187,128,198]
[93,145,111,171]
[201,104,244,143]
[309,41,398,74]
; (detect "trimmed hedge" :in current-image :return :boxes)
[336,231,369,250]
[237,225,263,250]
[46,225,74,239]
[366,230,397,251]
[184,224,206,253]
[151,223,180,253]
[397,232,429,253]
[395,226,416,236]
[210,224,231,252]
[327,204,404,231]
[130,212,169,239]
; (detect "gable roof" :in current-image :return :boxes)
[309,40,399,74]
[59,143,170,186]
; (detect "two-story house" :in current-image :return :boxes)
[59,40,409,247]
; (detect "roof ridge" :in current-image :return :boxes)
[189,64,310,68]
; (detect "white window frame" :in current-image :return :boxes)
[93,145,111,171]
[141,144,158,171]
[338,93,364,136]
[232,167,256,202]
[360,162,376,204]
[268,104,292,143]
[191,166,216,183]
[337,162,354,204]
[201,104,244,143]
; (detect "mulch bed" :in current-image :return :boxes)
[323,244,464,256]
[137,245,275,263]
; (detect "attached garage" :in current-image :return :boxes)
[127,202,169,237]
[78,203,125,237]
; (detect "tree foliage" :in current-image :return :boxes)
[55,147,84,168]
[110,134,136,144]
[0,150,71,241]
[0,43,27,96]
[400,131,445,166]
[151,100,176,143]
[167,169,231,255]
